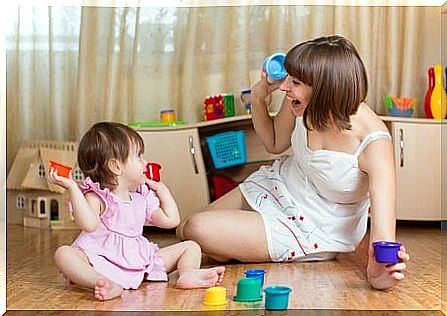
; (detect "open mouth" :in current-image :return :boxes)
[287,96,302,107]
[292,99,302,107]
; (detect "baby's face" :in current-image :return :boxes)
[122,145,147,187]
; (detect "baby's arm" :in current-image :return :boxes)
[47,168,101,232]
[145,179,180,229]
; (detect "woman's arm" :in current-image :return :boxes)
[358,133,410,290]
[250,73,296,154]
[145,179,180,229]
[47,168,101,232]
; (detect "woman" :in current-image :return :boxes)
[180,35,409,290]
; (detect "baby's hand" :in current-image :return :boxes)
[367,244,410,290]
[47,167,77,190]
[145,179,173,201]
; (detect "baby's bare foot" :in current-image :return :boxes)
[176,266,226,289]
[94,278,123,301]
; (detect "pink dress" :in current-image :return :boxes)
[70,177,168,289]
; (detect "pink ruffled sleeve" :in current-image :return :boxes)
[67,177,116,218]
[138,184,160,224]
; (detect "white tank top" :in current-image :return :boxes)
[279,118,392,251]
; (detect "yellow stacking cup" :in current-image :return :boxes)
[203,286,228,306]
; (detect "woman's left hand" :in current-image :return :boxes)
[366,244,410,290]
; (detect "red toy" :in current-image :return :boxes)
[145,162,161,182]
[204,95,225,121]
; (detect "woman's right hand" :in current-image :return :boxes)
[47,167,77,190]
[251,70,284,103]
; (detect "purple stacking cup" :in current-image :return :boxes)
[372,241,401,264]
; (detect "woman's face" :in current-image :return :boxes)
[279,75,313,117]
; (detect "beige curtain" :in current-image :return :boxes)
[6,5,442,172]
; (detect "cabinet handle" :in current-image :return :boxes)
[189,136,199,174]
[399,128,404,167]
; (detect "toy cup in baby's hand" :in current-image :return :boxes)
[145,162,161,182]
[49,160,72,178]
[372,241,401,265]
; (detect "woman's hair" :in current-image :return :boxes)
[284,35,368,131]
[78,122,145,190]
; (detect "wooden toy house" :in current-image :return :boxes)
[6,140,84,230]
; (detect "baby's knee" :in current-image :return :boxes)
[183,240,202,253]
[54,245,72,265]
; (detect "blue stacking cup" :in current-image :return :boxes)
[244,269,266,287]
[263,53,287,81]
[264,286,292,310]
[373,241,401,264]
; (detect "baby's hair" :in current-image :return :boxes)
[78,122,145,190]
[284,35,368,131]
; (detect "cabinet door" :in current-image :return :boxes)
[392,122,441,220]
[138,128,210,220]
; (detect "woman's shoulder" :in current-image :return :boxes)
[352,103,389,139]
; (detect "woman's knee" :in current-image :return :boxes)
[182,212,209,241]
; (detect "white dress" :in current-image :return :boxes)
[239,117,391,262]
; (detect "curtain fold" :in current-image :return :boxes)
[6,5,442,172]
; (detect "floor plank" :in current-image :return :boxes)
[6,223,445,313]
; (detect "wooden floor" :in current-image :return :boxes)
[5,223,446,315]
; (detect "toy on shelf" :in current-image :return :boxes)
[210,174,237,199]
[383,96,416,117]
[430,64,447,120]
[6,140,83,230]
[424,67,434,118]
[206,131,247,169]
[203,93,236,121]
[240,89,252,114]
[160,109,176,123]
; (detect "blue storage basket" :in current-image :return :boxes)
[206,131,247,169]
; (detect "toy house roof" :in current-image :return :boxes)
[7,140,78,194]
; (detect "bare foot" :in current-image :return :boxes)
[94,278,124,301]
[176,266,226,289]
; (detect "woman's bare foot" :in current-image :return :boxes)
[94,278,124,301]
[176,266,226,289]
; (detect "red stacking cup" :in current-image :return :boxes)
[49,160,72,178]
[145,162,161,182]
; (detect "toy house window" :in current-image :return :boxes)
[39,200,46,215]
[16,195,25,209]
[31,199,37,216]
[72,166,84,182]
[50,199,59,220]
[38,163,45,178]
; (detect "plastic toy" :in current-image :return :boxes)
[263,53,287,82]
[204,95,225,121]
[49,160,72,178]
[372,241,401,264]
[233,277,263,302]
[203,286,228,306]
[160,109,176,123]
[203,94,236,121]
[430,64,447,120]
[383,96,416,117]
[145,162,161,182]
[244,269,266,287]
[240,89,252,114]
[264,286,292,310]
[424,67,434,118]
